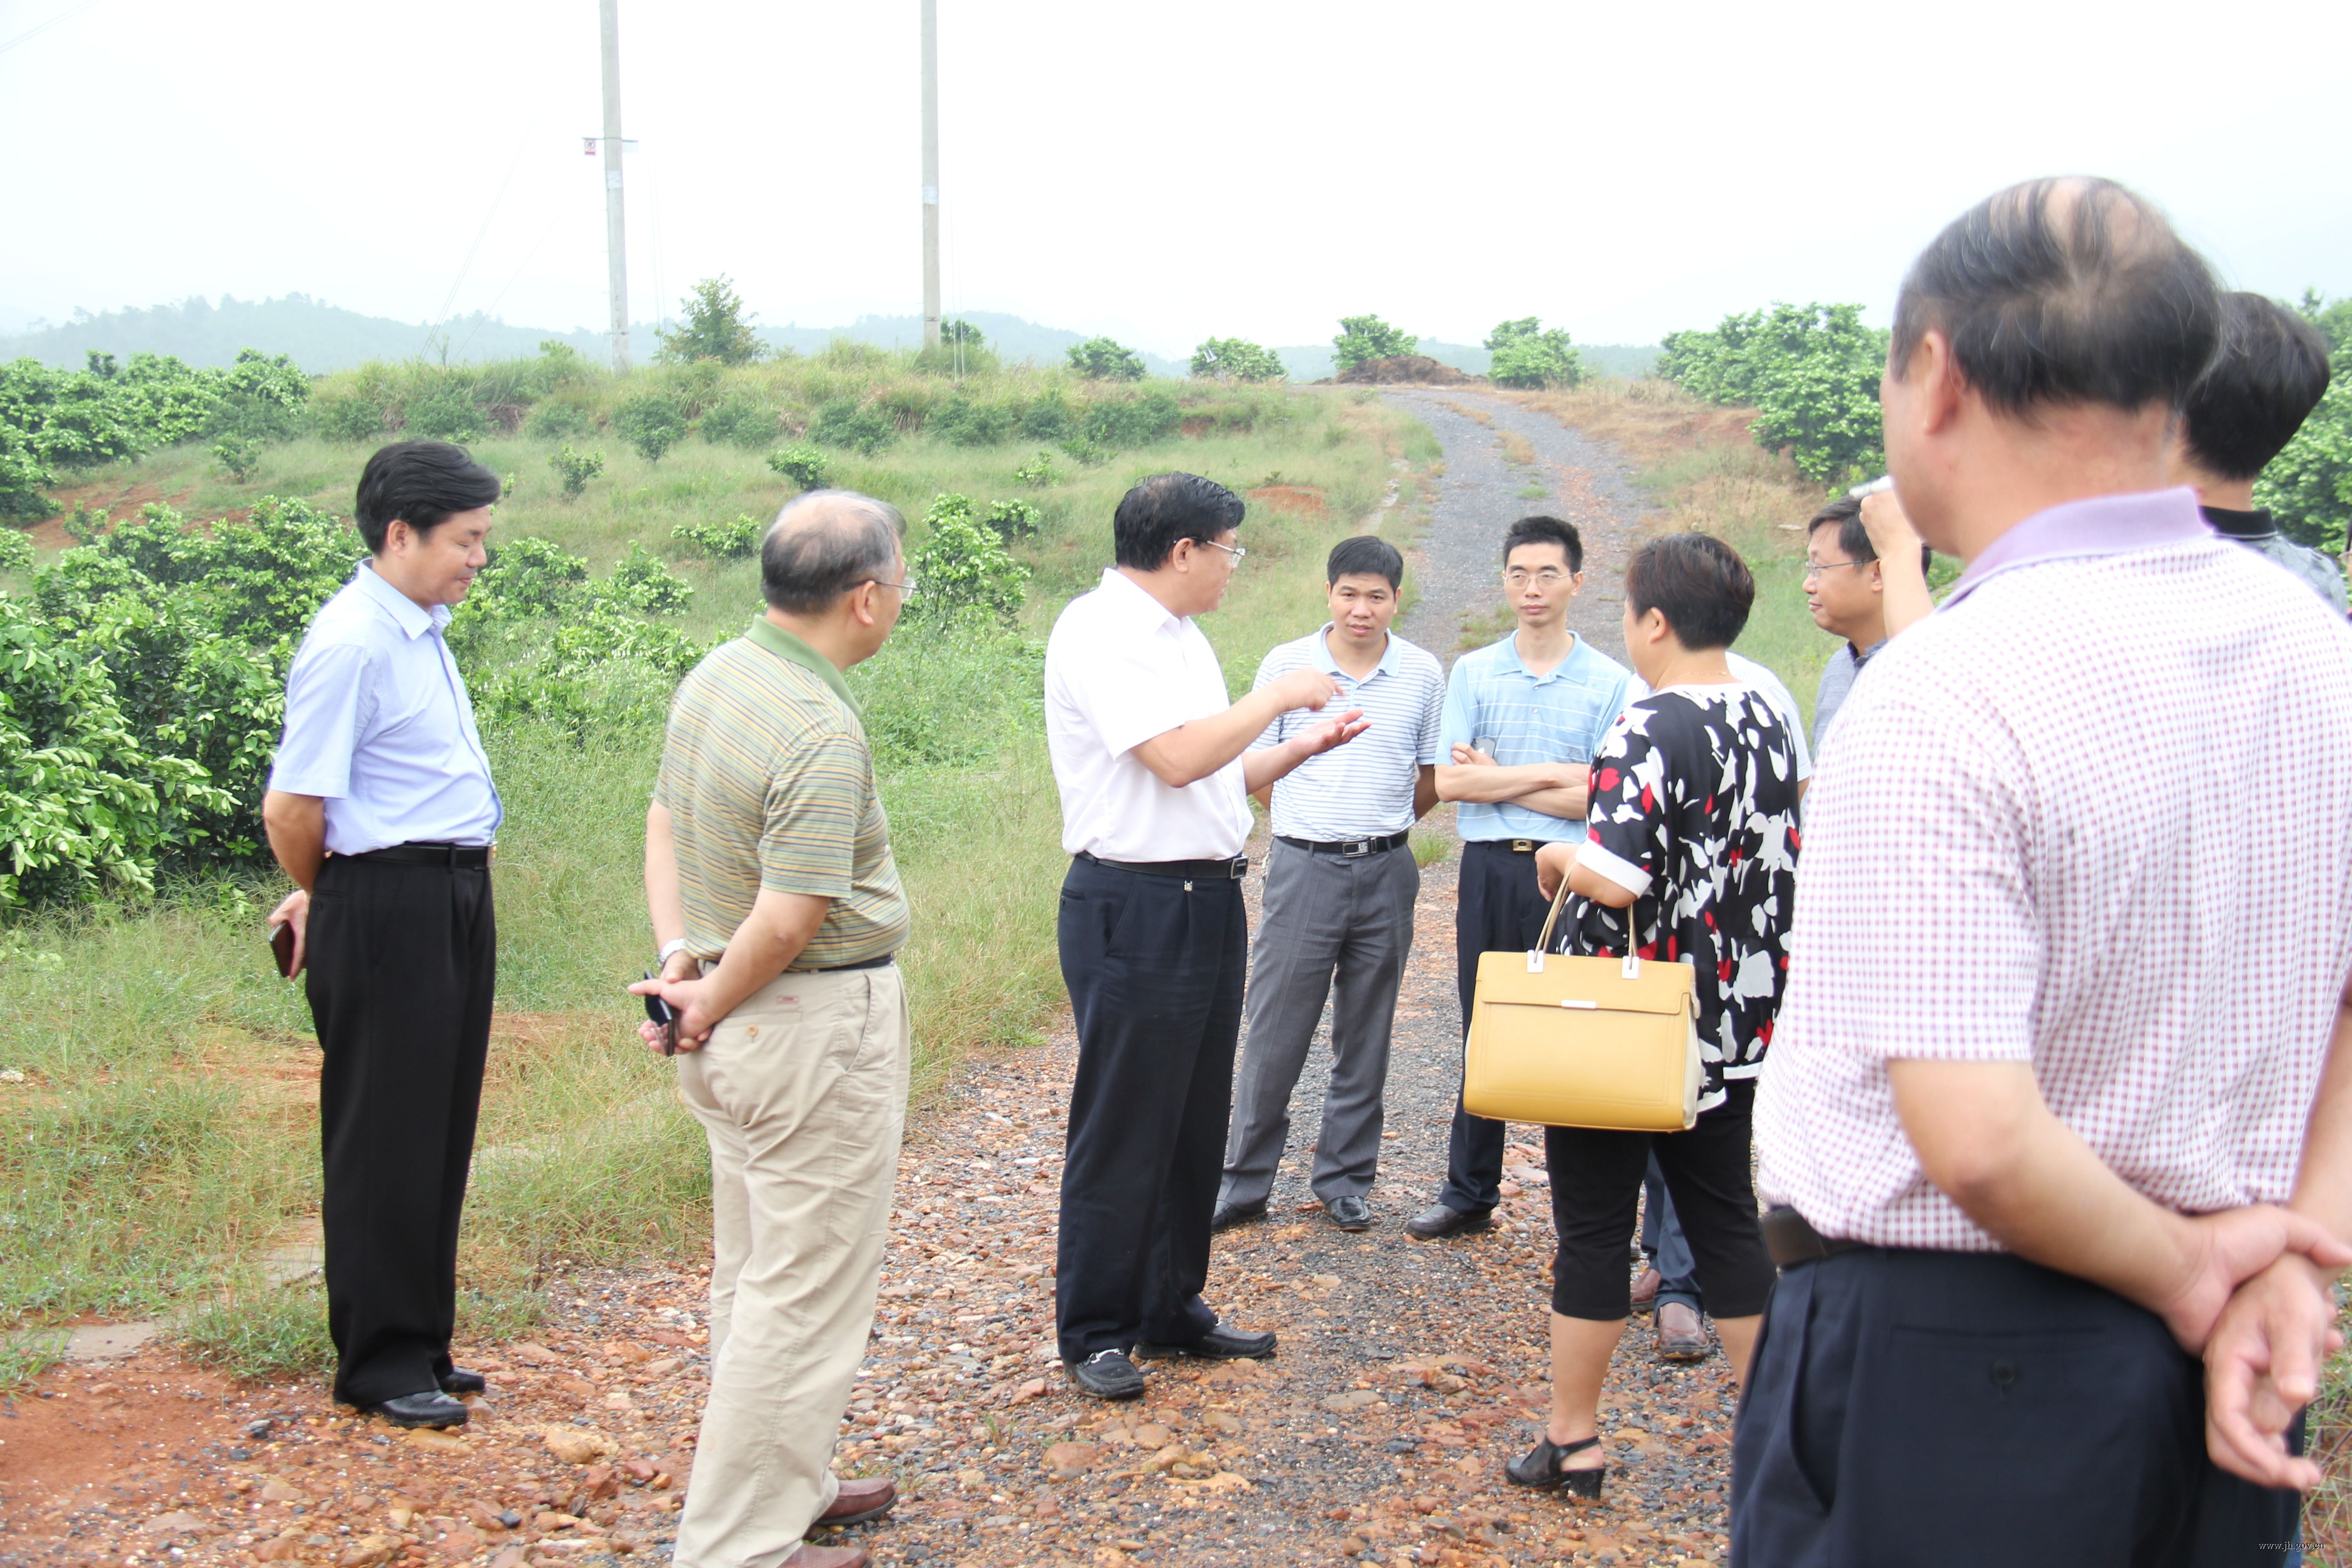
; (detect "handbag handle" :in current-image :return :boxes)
[1529,843,1644,980]
[1531,855,1576,956]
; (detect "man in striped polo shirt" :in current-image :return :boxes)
[631,490,914,1568]
[1412,514,1632,1240]
[1214,535,1446,1234]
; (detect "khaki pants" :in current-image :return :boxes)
[672,965,910,1568]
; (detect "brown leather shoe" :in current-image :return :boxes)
[783,1546,872,1568]
[815,1475,897,1527]
[1656,1300,1710,1361]
[1629,1265,1662,1315]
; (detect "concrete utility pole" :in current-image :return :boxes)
[599,0,632,370]
[920,0,941,351]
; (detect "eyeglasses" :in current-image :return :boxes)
[870,574,920,595]
[1802,558,1869,578]
[1504,568,1569,587]
[1200,539,1247,566]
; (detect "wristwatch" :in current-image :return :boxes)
[658,937,691,965]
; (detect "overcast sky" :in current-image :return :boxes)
[6,0,2348,356]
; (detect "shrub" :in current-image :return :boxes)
[1191,337,1286,382]
[1019,392,1073,442]
[930,395,1019,447]
[2258,373,2352,555]
[1067,337,1146,381]
[698,392,775,449]
[1485,318,1585,389]
[211,436,263,482]
[912,494,1030,626]
[1013,450,1060,487]
[943,318,985,349]
[526,400,591,440]
[808,398,895,455]
[613,392,689,464]
[601,541,694,616]
[311,394,386,442]
[1333,314,1416,372]
[1658,302,1888,483]
[404,386,488,442]
[672,513,765,559]
[0,526,31,574]
[766,444,831,489]
[1083,388,1181,450]
[657,275,764,366]
[550,445,605,500]
[981,498,1041,540]
[1060,436,1108,467]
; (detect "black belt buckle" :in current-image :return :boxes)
[1226,858,1249,879]
[1510,838,1536,854]
[1762,1206,1867,1269]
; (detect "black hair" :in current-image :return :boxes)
[1500,514,1583,573]
[760,489,906,613]
[2180,292,2335,481]
[1805,494,1934,575]
[1890,176,2220,416]
[1326,534,1404,590]
[1112,472,1245,570]
[1625,533,1753,651]
[353,439,501,553]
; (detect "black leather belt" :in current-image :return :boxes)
[1077,851,1249,880]
[1467,838,1545,855]
[343,842,491,868]
[813,953,895,973]
[1762,1206,1872,1269]
[1277,831,1411,858]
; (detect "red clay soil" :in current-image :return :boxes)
[23,480,199,549]
[1333,357,1479,387]
[1245,485,1329,520]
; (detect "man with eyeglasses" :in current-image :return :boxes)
[1044,472,1368,1400]
[1411,514,1632,1241]
[628,490,916,1568]
[1803,493,1932,753]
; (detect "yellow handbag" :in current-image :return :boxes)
[1461,874,1703,1132]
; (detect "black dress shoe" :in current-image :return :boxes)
[1210,1199,1267,1234]
[1406,1203,1494,1239]
[1067,1348,1146,1400]
[370,1391,470,1429]
[1134,1326,1277,1361]
[439,1367,486,1395]
[1324,1195,1372,1231]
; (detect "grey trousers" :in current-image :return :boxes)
[1220,837,1418,1207]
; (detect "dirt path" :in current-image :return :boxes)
[0,394,1740,1568]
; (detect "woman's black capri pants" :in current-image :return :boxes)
[1544,1078,1775,1320]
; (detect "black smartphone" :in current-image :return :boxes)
[270,921,296,979]
[641,970,678,1056]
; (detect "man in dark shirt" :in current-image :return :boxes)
[1803,496,1935,752]
[2168,290,2347,613]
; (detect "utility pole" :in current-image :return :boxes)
[599,0,632,370]
[920,0,941,351]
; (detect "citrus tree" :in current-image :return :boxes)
[1333,315,1416,373]
[1191,337,1285,382]
[1485,318,1584,389]
[657,275,764,366]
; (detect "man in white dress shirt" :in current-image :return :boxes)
[1044,472,1367,1400]
[262,440,503,1431]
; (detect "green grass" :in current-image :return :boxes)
[2,376,1427,1375]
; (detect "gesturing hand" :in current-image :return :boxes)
[1274,669,1342,713]
[2153,1204,2352,1354]
[1294,710,1369,760]
[2204,1252,2343,1490]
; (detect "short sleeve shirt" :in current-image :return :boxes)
[1562,685,1803,1109]
[1811,638,1886,755]
[1441,632,1632,843]
[1044,569,1250,860]
[653,619,909,968]
[1250,627,1444,839]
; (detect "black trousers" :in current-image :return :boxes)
[1441,840,1556,1214]
[1054,856,1247,1364]
[306,855,496,1406]
[1732,1245,2305,1568]
[1545,1080,1773,1319]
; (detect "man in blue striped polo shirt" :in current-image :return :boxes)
[1411,515,1632,1240]
[1214,536,1446,1234]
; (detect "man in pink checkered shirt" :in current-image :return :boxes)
[1736,178,2352,1568]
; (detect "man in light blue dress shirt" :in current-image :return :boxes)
[262,440,502,1431]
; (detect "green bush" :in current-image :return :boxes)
[673,512,765,560]
[1067,337,1146,381]
[1658,302,1888,483]
[1019,392,1074,442]
[2259,373,2352,554]
[405,386,488,442]
[930,395,1019,447]
[211,435,263,482]
[981,498,1042,539]
[1191,337,1286,382]
[0,526,31,575]
[809,398,895,455]
[311,393,386,443]
[942,318,985,349]
[912,494,1030,627]
[699,392,775,449]
[526,399,592,440]
[613,391,689,464]
[550,444,605,499]
[766,443,831,489]
[657,275,764,366]
[603,541,693,616]
[1013,450,1060,487]
[1083,388,1181,449]
[0,350,293,516]
[1333,314,1416,372]
[1485,318,1585,390]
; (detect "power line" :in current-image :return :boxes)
[423,139,529,358]
[0,0,103,56]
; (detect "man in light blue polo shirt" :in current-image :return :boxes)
[1214,536,1445,1234]
[1411,514,1632,1240]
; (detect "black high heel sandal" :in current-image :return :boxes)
[1505,1432,1607,1497]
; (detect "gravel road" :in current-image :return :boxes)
[0,392,1737,1568]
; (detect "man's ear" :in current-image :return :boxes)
[1914,329,1967,435]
